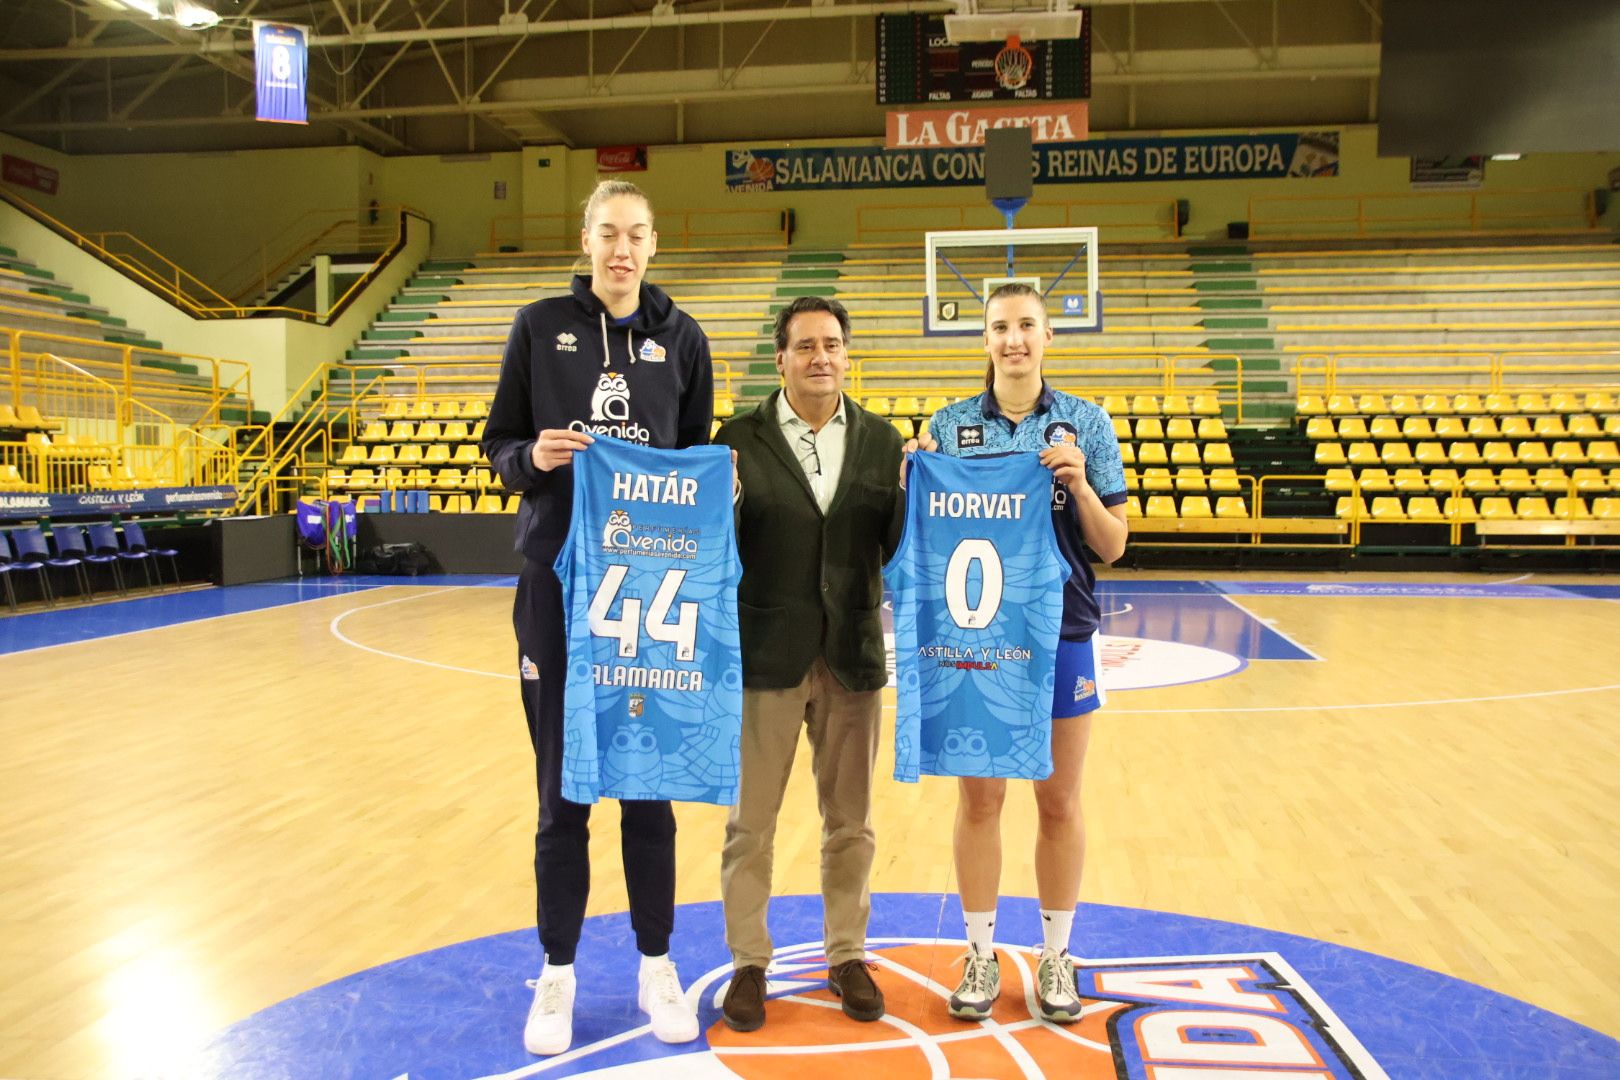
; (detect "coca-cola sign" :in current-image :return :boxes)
[597,146,648,172]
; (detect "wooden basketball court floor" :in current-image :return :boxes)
[2,569,1617,1078]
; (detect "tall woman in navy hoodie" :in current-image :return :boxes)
[482,180,713,1057]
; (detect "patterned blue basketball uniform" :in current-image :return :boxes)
[885,452,1066,782]
[554,435,743,805]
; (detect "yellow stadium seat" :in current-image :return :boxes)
[1347,442,1379,466]
[505,495,522,512]
[325,469,349,490]
[1142,468,1174,492]
[388,420,415,441]
[1414,441,1449,466]
[1118,443,1135,465]
[1534,467,1570,493]
[1401,417,1435,440]
[1515,497,1553,520]
[451,444,479,465]
[1215,496,1249,519]
[0,403,18,430]
[1573,468,1608,493]
[891,395,922,417]
[1295,394,1325,416]
[1166,418,1197,441]
[922,396,950,415]
[1394,468,1427,492]
[434,468,464,490]
[1132,395,1161,416]
[442,421,470,442]
[340,444,369,465]
[1406,496,1444,521]
[347,468,379,489]
[1327,394,1356,415]
[715,396,737,419]
[1567,415,1600,437]
[1390,394,1421,415]
[1462,468,1500,493]
[1197,418,1228,441]
[1381,443,1415,466]
[1609,467,1620,488]
[1357,468,1393,493]
[407,400,433,420]
[1516,441,1552,466]
[368,444,397,465]
[1478,496,1515,519]
[1175,467,1208,492]
[1593,497,1620,520]
[470,420,487,441]
[396,444,424,465]
[1498,415,1532,438]
[1180,496,1213,518]
[411,467,436,488]
[1135,417,1165,441]
[1484,393,1515,414]
[1110,416,1132,441]
[86,464,114,489]
[1553,496,1590,520]
[1425,467,1461,493]
[1548,392,1581,414]
[1123,468,1140,491]
[1434,416,1467,440]
[1137,443,1169,466]
[1145,495,1178,518]
[1306,417,1336,441]
[1453,394,1483,415]
[1170,443,1201,466]
[1448,441,1483,466]
[1587,440,1620,464]
[1209,468,1241,493]
[475,494,504,513]
[1335,496,1367,520]
[1158,394,1188,416]
[1323,467,1355,492]
[1551,441,1587,464]
[434,400,463,420]
[1467,416,1502,439]
[1193,393,1222,417]
[1202,442,1234,466]
[465,399,490,419]
[1338,417,1370,440]
[1356,394,1387,415]
[382,399,408,420]
[1514,392,1548,414]
[1480,441,1514,464]
[890,417,915,439]
[1533,415,1568,438]
[1123,495,1142,518]
[1582,391,1615,412]
[1102,395,1128,416]
[1497,468,1534,493]
[1371,496,1405,520]
[1420,394,1449,415]
[358,421,388,442]
[422,444,450,465]
[406,419,434,443]
[1444,496,1478,521]
[428,495,444,511]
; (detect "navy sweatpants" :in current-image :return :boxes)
[513,557,677,964]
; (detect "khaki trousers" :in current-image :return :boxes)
[720,658,882,969]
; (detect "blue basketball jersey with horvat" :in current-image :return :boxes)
[554,436,742,805]
[885,452,1066,782]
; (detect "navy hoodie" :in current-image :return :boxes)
[482,275,714,563]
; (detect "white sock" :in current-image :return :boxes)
[640,952,671,974]
[1040,908,1075,954]
[542,961,575,982]
[964,910,997,955]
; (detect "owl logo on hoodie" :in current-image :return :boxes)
[591,371,630,422]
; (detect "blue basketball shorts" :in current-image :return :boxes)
[1052,633,1106,720]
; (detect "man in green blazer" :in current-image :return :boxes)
[715,296,905,1033]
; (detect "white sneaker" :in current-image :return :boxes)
[949,947,1001,1020]
[638,956,699,1043]
[524,972,575,1056]
[1035,946,1083,1023]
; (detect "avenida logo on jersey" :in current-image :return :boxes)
[602,508,700,560]
[573,371,650,442]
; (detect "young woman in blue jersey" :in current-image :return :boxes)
[482,179,713,1057]
[914,282,1128,1024]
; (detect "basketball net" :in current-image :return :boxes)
[993,34,1034,91]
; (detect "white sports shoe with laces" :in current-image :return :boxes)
[949,947,1001,1020]
[1035,946,1083,1023]
[638,956,700,1043]
[524,971,576,1056]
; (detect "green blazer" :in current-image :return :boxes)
[716,390,905,692]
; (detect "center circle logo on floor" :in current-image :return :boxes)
[192,895,1618,1079]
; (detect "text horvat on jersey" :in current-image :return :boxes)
[926,490,1030,519]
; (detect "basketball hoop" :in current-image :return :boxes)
[993,34,1034,91]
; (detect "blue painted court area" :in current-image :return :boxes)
[0,574,515,655]
[1100,580,1314,661]
[193,893,1620,1080]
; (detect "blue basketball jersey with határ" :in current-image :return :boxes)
[886,452,1065,781]
[555,436,742,805]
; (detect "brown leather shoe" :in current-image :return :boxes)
[827,959,885,1021]
[722,965,767,1032]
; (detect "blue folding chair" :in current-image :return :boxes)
[122,521,180,587]
[0,541,17,612]
[95,522,153,590]
[43,525,92,601]
[74,523,128,596]
[8,527,64,605]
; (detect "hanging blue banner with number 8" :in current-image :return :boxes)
[254,21,308,125]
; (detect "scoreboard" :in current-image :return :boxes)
[876,13,1091,105]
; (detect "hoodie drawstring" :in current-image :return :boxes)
[599,310,638,368]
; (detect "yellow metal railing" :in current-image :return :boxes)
[1296,351,1620,399]
[1249,187,1603,240]
[215,207,409,305]
[488,209,793,252]
[854,198,1181,243]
